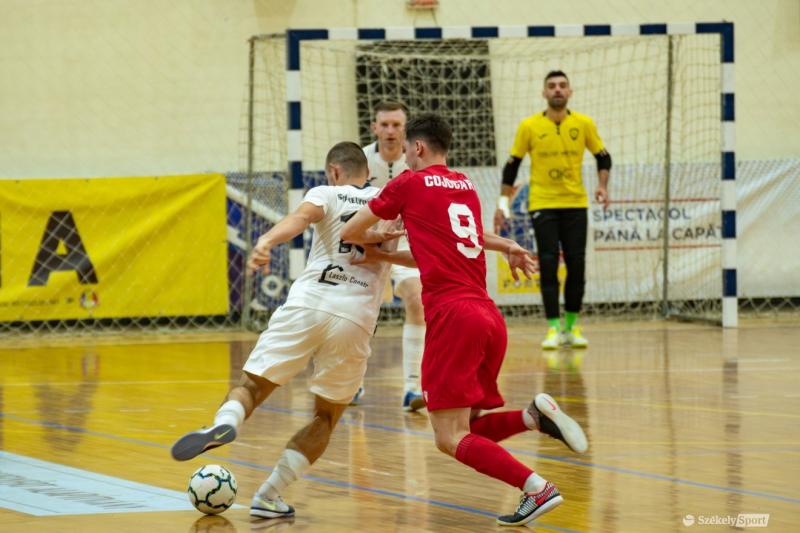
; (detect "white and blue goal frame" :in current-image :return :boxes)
[284,22,737,327]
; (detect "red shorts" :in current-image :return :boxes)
[421,298,507,411]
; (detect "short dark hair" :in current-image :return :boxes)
[544,70,569,84]
[325,141,368,177]
[405,113,452,154]
[373,100,409,118]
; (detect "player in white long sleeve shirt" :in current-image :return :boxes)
[356,101,426,412]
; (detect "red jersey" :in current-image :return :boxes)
[369,164,490,312]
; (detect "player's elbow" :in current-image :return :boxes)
[293,212,312,225]
[340,222,360,244]
[595,150,612,172]
[502,156,522,187]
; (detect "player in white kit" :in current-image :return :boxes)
[170,142,402,519]
[357,101,426,412]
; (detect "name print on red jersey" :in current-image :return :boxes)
[423,174,476,190]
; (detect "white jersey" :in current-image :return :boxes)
[363,141,409,188]
[284,184,389,334]
[363,141,418,280]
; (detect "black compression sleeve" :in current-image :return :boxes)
[502,156,522,187]
[595,149,612,172]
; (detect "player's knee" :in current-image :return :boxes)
[240,371,274,403]
[297,414,334,456]
[538,251,559,265]
[311,405,341,438]
[563,252,586,267]
[397,278,425,322]
[315,410,335,430]
[432,426,462,456]
[433,433,457,456]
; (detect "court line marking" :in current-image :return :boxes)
[1,379,232,387]
[0,413,582,533]
[555,396,800,420]
[11,403,796,510]
[0,450,213,516]
[4,392,799,506]
[256,405,800,506]
[502,365,800,377]
[12,390,798,422]
[0,497,55,514]
[0,451,189,502]
[591,447,800,460]
[736,358,789,363]
[586,440,799,446]
[4,363,798,387]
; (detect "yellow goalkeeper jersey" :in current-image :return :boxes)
[509,110,605,211]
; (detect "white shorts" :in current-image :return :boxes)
[391,235,421,287]
[391,264,420,287]
[242,306,371,403]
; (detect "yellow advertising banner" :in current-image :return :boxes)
[0,174,228,320]
[496,253,566,294]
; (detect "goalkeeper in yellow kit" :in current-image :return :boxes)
[495,70,611,349]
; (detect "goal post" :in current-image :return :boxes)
[244,22,737,327]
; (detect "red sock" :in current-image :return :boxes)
[469,410,528,443]
[455,433,533,489]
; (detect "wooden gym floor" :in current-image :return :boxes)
[1,320,799,532]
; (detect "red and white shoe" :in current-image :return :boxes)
[496,481,563,526]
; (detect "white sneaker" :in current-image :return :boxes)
[562,326,588,348]
[250,493,295,519]
[541,327,560,350]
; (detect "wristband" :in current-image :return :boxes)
[497,196,510,218]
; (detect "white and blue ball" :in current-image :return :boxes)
[188,464,237,515]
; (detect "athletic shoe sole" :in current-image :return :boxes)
[535,393,588,453]
[496,494,563,526]
[170,424,236,461]
[249,506,295,519]
[562,337,588,349]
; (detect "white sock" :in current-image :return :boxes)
[522,409,538,431]
[256,448,311,500]
[402,324,425,392]
[522,472,548,493]
[213,400,245,429]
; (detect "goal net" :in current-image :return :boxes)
[243,30,724,324]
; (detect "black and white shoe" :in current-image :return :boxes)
[528,393,588,453]
[496,481,563,526]
[171,423,237,461]
[349,386,365,406]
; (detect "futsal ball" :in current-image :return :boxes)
[188,464,237,515]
